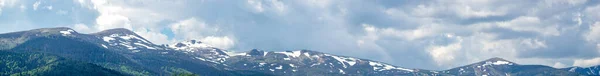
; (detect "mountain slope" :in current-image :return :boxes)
[168,40,442,76]
[0,51,123,76]
[443,58,581,76]
[0,27,270,76]
[0,27,593,76]
[562,65,600,75]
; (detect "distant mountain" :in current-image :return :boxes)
[442,57,581,76]
[166,39,442,76]
[0,27,268,76]
[0,27,591,76]
[562,65,600,75]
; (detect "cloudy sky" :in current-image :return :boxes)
[1,0,600,70]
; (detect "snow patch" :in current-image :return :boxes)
[103,37,115,42]
[275,51,302,58]
[275,65,283,69]
[492,61,511,65]
[134,43,156,49]
[59,30,74,36]
[259,63,267,67]
[289,64,296,68]
[169,40,212,50]
[369,61,414,72]
[330,55,359,66]
[483,60,514,67]
[101,44,108,48]
[303,52,310,57]
[226,51,249,56]
[339,69,345,74]
[263,52,269,56]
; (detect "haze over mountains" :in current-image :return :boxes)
[0,27,598,76]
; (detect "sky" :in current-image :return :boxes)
[0,0,599,70]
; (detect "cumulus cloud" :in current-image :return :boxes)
[169,18,234,49]
[170,18,219,39]
[71,23,93,33]
[574,57,600,67]
[32,0,39,10]
[427,35,463,66]
[0,0,18,14]
[134,28,170,44]
[585,22,600,42]
[553,62,568,68]
[495,16,560,36]
[201,36,235,50]
[95,14,132,30]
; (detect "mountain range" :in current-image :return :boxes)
[0,27,598,76]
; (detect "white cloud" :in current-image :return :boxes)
[74,0,181,45]
[170,18,219,39]
[135,28,171,44]
[427,35,463,66]
[0,0,18,14]
[585,22,600,42]
[553,62,568,68]
[246,0,287,14]
[169,18,235,49]
[270,0,286,13]
[45,6,52,10]
[0,0,17,7]
[355,24,395,63]
[95,14,132,30]
[455,5,506,18]
[409,0,511,19]
[494,16,560,36]
[32,1,40,10]
[544,0,587,6]
[247,0,264,13]
[201,36,235,49]
[573,57,600,67]
[302,0,330,8]
[71,23,94,33]
[586,5,600,20]
[360,24,443,41]
[82,0,132,31]
[18,4,24,11]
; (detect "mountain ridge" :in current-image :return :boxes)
[0,27,595,76]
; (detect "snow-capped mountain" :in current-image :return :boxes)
[221,49,439,76]
[443,58,580,76]
[167,40,230,64]
[0,27,590,76]
[563,65,600,75]
[92,28,163,53]
[164,39,439,75]
[0,27,80,49]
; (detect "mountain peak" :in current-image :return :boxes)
[478,57,516,66]
[91,28,152,43]
[34,27,73,31]
[484,57,509,62]
[247,49,265,56]
[169,40,212,50]
[92,28,136,36]
[31,27,77,35]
